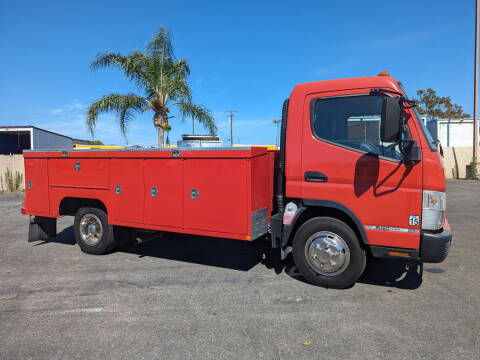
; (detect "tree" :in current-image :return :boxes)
[89,140,104,145]
[86,27,216,146]
[442,97,471,120]
[415,88,470,121]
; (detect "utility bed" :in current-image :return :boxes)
[23,147,276,241]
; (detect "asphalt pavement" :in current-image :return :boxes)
[0,180,479,359]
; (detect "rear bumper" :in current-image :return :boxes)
[420,228,452,263]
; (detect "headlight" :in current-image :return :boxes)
[422,190,446,231]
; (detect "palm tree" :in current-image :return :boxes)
[86,26,216,146]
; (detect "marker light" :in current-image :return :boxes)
[283,202,298,226]
[388,251,410,257]
[422,190,446,231]
[377,71,390,76]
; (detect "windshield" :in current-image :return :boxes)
[397,82,437,152]
[412,107,437,151]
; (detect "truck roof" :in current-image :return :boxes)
[23,146,269,159]
[291,76,400,97]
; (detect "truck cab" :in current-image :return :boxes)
[271,74,452,288]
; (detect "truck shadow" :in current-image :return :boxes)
[124,232,423,289]
[357,257,423,289]
[36,227,423,289]
[122,232,270,272]
[263,253,423,290]
[33,226,76,246]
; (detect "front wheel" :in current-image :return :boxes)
[292,217,366,289]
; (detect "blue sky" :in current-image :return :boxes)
[0,1,476,146]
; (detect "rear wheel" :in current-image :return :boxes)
[74,207,116,255]
[292,217,366,288]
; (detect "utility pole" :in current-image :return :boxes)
[226,110,237,147]
[273,119,281,148]
[474,0,479,168]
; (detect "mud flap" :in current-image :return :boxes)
[280,246,292,260]
[113,226,135,250]
[28,216,57,242]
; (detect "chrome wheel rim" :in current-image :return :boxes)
[304,231,350,276]
[79,214,103,246]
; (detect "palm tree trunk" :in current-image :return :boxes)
[157,126,164,147]
[153,112,166,147]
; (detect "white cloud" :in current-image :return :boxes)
[49,100,86,115]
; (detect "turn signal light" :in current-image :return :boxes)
[377,71,390,76]
[388,251,409,257]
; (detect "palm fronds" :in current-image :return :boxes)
[178,102,217,135]
[87,26,216,145]
[87,93,147,136]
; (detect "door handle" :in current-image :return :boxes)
[304,171,328,183]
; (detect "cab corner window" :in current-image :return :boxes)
[311,95,404,161]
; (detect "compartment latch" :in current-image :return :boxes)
[190,189,199,200]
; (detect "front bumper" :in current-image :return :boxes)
[420,227,452,263]
[370,219,452,263]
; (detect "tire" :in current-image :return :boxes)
[292,217,366,289]
[74,207,117,255]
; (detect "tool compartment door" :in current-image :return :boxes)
[109,159,144,224]
[144,159,183,228]
[183,159,248,235]
[48,158,109,188]
[24,158,50,215]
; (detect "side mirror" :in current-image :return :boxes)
[380,97,401,142]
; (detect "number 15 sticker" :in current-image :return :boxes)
[409,215,419,226]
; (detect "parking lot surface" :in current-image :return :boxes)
[0,180,479,359]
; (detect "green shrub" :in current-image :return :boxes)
[3,168,24,192]
[470,159,478,180]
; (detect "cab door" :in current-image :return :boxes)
[301,90,423,249]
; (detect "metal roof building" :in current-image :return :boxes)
[0,126,87,154]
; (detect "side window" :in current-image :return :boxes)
[311,95,405,161]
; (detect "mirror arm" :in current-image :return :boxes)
[399,140,414,166]
[370,88,403,96]
[399,139,419,166]
[370,88,416,108]
[400,100,416,109]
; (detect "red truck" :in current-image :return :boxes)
[22,74,452,288]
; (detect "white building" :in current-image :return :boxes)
[426,119,478,147]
